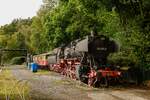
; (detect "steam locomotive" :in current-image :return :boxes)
[33,34,122,87]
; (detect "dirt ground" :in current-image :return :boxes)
[8,65,150,100]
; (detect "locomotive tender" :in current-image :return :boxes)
[33,34,121,87]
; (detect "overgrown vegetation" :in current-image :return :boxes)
[0,0,149,68]
[0,69,30,100]
[10,56,26,65]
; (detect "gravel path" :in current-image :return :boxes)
[10,65,150,100]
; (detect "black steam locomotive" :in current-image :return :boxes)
[34,34,121,87]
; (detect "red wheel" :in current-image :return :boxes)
[72,73,76,79]
[88,77,95,87]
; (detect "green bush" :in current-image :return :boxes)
[10,56,26,65]
[108,52,138,67]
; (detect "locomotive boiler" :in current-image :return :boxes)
[45,34,121,87]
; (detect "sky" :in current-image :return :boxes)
[0,0,43,26]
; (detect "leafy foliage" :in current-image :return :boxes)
[0,0,149,68]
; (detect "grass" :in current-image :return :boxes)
[0,69,30,100]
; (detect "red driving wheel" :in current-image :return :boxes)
[88,77,95,87]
